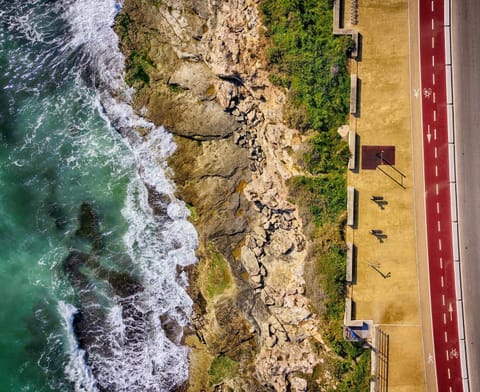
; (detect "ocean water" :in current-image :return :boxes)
[0,1,197,391]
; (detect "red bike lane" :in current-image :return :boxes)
[419,0,463,390]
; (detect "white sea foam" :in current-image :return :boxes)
[58,301,99,392]
[58,0,198,390]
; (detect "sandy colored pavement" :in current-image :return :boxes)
[344,0,436,390]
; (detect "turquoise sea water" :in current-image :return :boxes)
[0,1,197,391]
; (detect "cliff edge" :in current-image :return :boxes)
[115,1,343,390]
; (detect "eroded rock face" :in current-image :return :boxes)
[116,0,328,390]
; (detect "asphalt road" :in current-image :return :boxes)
[419,0,463,390]
[451,0,480,390]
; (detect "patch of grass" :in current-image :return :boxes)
[205,243,232,299]
[186,203,198,221]
[306,129,350,174]
[168,83,183,93]
[125,49,154,86]
[337,350,372,391]
[209,355,238,386]
[288,171,346,229]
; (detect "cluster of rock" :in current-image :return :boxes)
[117,0,334,390]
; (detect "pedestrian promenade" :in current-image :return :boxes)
[337,0,430,390]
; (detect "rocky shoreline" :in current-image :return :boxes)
[116,1,339,390]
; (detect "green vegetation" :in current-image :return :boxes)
[261,0,353,132]
[204,244,232,299]
[114,12,155,87]
[261,0,369,389]
[208,355,238,385]
[124,49,154,86]
[337,350,372,392]
[186,203,198,221]
[168,83,183,93]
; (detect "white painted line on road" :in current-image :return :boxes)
[447,104,454,143]
[442,294,445,305]
[443,312,447,324]
[444,0,451,26]
[437,220,441,232]
[432,73,436,85]
[448,367,451,379]
[432,18,435,30]
[446,64,453,104]
[440,257,444,269]
[445,331,448,343]
[433,109,437,122]
[449,386,453,392]
[431,0,434,12]
[439,238,442,251]
[432,36,435,49]
[433,91,436,103]
[444,26,452,65]
[435,165,438,177]
[460,339,469,376]
[452,222,460,260]
[436,183,439,195]
[454,262,463,301]
[449,143,456,182]
[434,128,437,140]
[432,55,435,67]
[436,201,440,213]
[450,183,458,222]
[435,147,438,159]
[457,299,465,340]
[446,350,450,360]
[441,275,445,287]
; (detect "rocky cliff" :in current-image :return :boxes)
[115,1,339,390]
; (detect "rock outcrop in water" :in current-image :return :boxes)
[115,1,332,390]
[62,203,153,391]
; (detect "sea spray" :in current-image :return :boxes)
[58,301,99,392]
[59,0,199,390]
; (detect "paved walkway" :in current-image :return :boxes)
[344,0,431,390]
